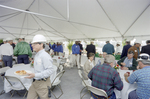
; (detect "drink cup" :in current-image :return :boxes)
[127,72,130,76]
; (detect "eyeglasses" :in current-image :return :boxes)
[32,42,41,45]
[138,55,149,60]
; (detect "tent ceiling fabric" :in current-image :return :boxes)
[0,0,150,41]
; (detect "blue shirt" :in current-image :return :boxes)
[123,57,133,67]
[52,44,56,50]
[72,44,80,54]
[102,43,115,54]
[34,49,55,80]
[54,45,58,52]
[128,66,150,99]
[58,45,63,53]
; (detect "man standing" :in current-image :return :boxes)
[72,41,80,68]
[128,42,141,60]
[14,38,32,64]
[86,42,96,57]
[141,40,150,55]
[124,53,150,99]
[121,41,132,58]
[0,38,13,67]
[88,55,123,98]
[102,41,115,55]
[25,34,54,99]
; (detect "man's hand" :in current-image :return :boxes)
[124,73,129,77]
[25,73,35,79]
[75,54,77,56]
[124,73,130,83]
[29,58,32,61]
[121,67,129,70]
[121,62,126,66]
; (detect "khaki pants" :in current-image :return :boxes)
[27,78,51,99]
[70,54,80,68]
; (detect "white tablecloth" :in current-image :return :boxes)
[114,69,137,99]
[52,56,62,64]
[4,64,57,93]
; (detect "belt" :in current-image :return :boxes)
[33,77,49,82]
[3,55,12,57]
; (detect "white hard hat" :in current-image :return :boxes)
[31,34,47,43]
[6,37,13,41]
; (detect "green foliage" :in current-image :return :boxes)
[67,41,73,54]
[122,39,126,47]
[0,39,3,44]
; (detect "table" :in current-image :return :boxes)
[114,69,137,99]
[52,56,62,64]
[4,64,57,93]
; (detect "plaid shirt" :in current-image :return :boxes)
[88,63,123,96]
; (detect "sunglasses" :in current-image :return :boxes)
[32,42,41,45]
[138,56,149,60]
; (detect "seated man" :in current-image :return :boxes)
[124,53,150,99]
[117,51,138,70]
[88,55,123,99]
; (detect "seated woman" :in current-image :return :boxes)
[83,53,95,79]
[117,51,138,70]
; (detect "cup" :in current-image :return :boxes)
[58,57,60,59]
[127,72,130,76]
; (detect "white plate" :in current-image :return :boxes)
[14,70,32,76]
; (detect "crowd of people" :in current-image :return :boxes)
[81,40,150,99]
[1,36,150,99]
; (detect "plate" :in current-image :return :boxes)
[14,70,32,76]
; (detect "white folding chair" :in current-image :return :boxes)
[0,67,10,95]
[12,63,25,68]
[87,85,108,99]
[60,58,67,67]
[5,76,28,99]
[78,70,90,99]
[59,65,63,72]
[52,59,59,68]
[51,70,65,99]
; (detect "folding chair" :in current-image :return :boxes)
[78,70,90,99]
[53,59,59,68]
[59,58,67,67]
[51,70,65,99]
[87,85,108,99]
[0,67,10,95]
[5,76,28,99]
[58,65,63,72]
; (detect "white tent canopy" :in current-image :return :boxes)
[0,0,150,42]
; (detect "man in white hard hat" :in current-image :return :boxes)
[0,38,13,67]
[14,37,32,64]
[25,34,54,99]
[124,53,150,99]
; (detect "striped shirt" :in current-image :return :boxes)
[128,66,150,99]
[88,63,123,96]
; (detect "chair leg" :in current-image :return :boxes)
[80,87,86,98]
[16,91,21,96]
[23,91,28,99]
[81,90,90,99]
[10,90,15,99]
[0,90,5,95]
[51,90,57,99]
[57,84,63,99]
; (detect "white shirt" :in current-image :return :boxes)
[45,44,50,51]
[0,43,13,60]
[88,59,94,68]
[34,49,55,80]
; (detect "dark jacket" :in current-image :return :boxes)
[117,56,138,70]
[121,44,132,58]
[78,43,83,55]
[141,44,150,55]
[102,43,115,54]
[86,44,96,56]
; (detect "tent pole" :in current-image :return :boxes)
[67,0,70,21]
[0,4,66,21]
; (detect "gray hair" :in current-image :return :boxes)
[104,55,115,64]
[140,60,150,65]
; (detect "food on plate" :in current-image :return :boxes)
[15,70,27,75]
